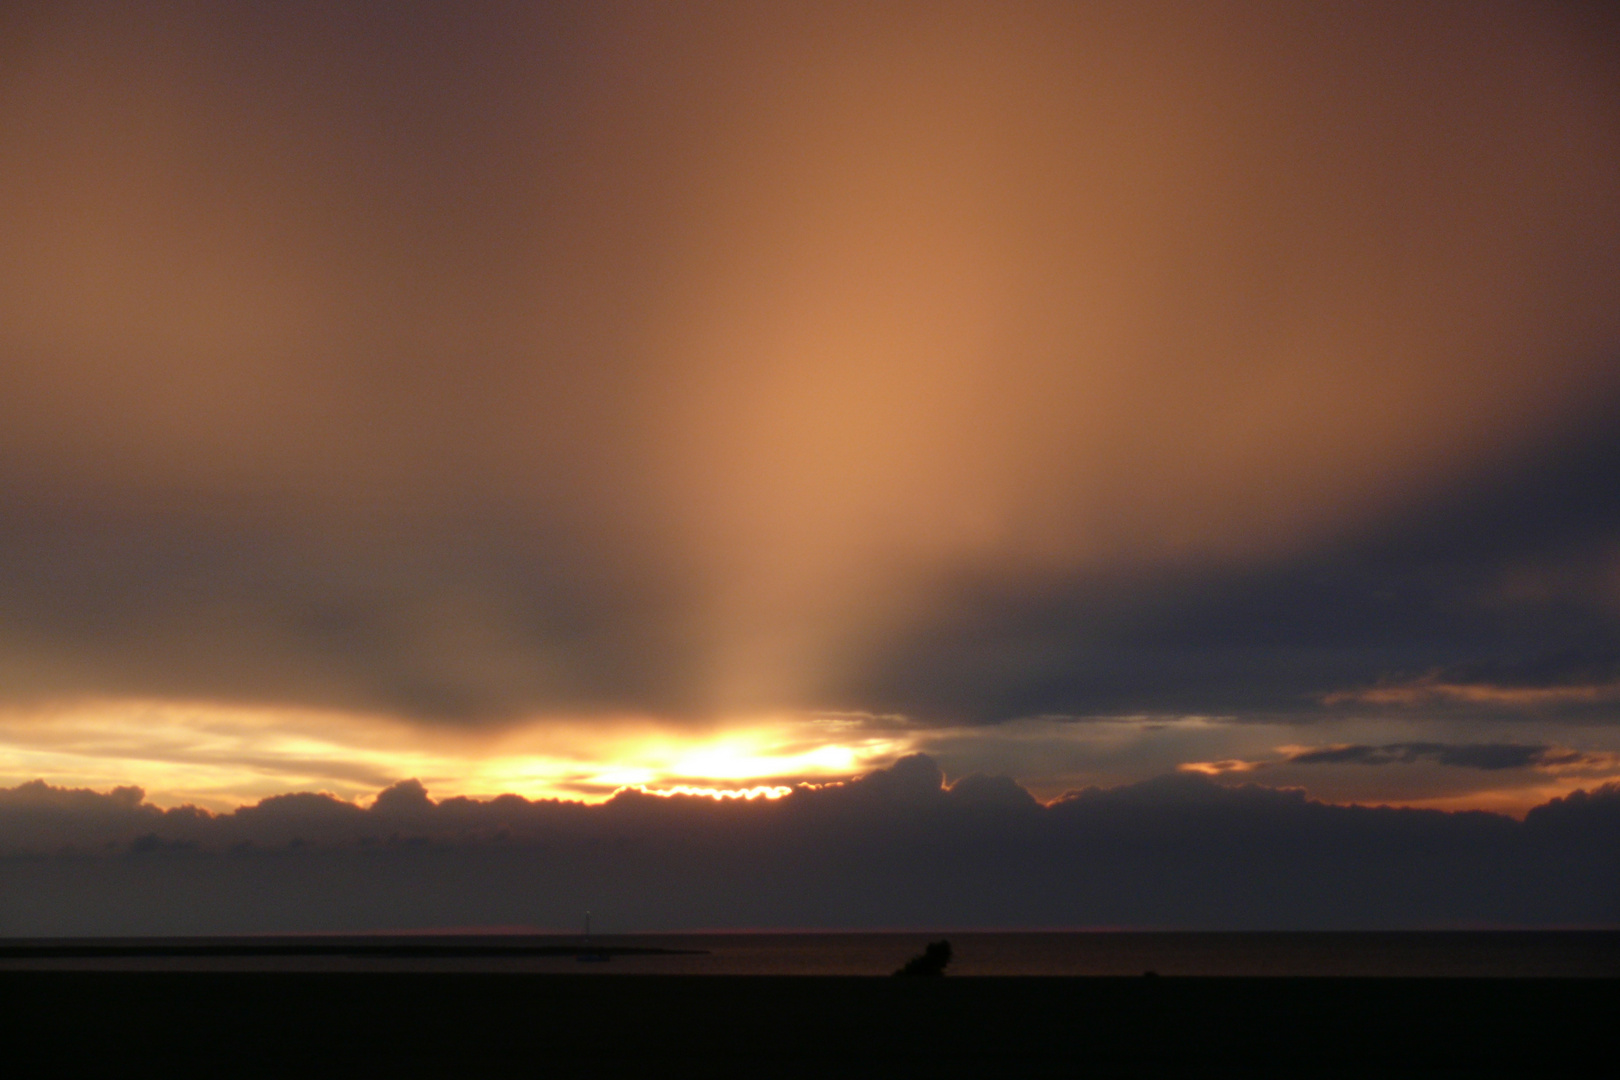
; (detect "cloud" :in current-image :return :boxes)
[1277,742,1618,773]
[1285,743,1542,770]
[2,757,1618,934]
[1324,682,1620,710]
[0,2,1616,731]
[1177,759,1268,776]
[1323,652,1620,713]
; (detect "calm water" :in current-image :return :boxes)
[4,931,1619,976]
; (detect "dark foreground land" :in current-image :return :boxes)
[2,972,1612,1078]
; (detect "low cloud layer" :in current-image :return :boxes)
[1324,650,1620,711]
[3,756,1617,934]
[1284,743,1585,771]
[1178,740,1620,806]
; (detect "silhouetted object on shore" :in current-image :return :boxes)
[894,939,952,976]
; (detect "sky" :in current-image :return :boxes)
[2,1,1620,930]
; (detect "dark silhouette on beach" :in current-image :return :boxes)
[894,939,952,976]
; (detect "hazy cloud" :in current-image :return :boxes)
[1180,742,1620,776]
[1178,759,1268,776]
[1325,653,1620,712]
[1284,743,1551,771]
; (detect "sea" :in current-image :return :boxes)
[3,931,1619,976]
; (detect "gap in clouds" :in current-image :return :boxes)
[0,700,915,811]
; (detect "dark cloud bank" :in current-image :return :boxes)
[853,421,1620,723]
[1283,742,1592,771]
[3,757,1616,935]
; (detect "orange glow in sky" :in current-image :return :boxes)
[0,699,912,810]
[0,3,1617,826]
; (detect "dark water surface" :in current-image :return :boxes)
[6,938,1619,1075]
[3,930,1618,975]
[4,969,1616,1077]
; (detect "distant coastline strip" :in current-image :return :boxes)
[0,941,707,959]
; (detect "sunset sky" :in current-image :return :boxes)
[3,0,1620,877]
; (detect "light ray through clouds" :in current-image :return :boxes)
[0,1,1617,818]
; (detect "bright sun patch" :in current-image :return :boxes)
[625,784,795,800]
[0,699,913,809]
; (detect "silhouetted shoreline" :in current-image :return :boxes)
[5,930,1617,976]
